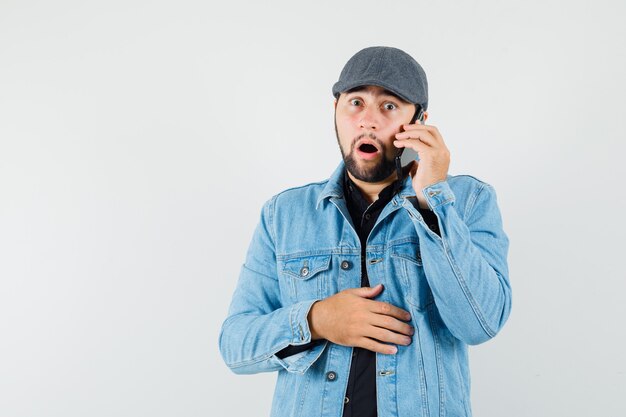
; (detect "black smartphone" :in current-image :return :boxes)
[396,107,425,168]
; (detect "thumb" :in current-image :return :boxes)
[350,283,384,298]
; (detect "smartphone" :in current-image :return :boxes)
[396,107,425,167]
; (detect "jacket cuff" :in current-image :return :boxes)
[289,299,318,344]
[422,180,455,210]
[271,299,328,374]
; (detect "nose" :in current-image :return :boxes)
[359,107,379,130]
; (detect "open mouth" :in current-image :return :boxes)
[355,140,382,160]
[358,143,378,154]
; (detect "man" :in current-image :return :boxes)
[219,46,511,417]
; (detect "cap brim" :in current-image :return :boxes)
[332,79,414,104]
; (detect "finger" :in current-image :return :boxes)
[369,313,415,337]
[357,336,399,355]
[401,123,430,131]
[402,124,441,139]
[399,124,444,144]
[395,131,437,147]
[393,139,428,153]
[393,134,430,149]
[366,325,413,346]
[368,300,412,321]
[345,284,384,298]
[415,125,444,143]
[429,126,444,142]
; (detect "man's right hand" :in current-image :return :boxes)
[307,284,414,355]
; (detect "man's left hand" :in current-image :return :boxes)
[394,123,450,209]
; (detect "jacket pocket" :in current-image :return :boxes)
[281,254,332,302]
[389,241,433,311]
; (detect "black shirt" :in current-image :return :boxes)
[341,171,441,417]
[277,169,441,417]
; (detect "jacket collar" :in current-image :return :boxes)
[316,161,417,209]
[316,162,345,209]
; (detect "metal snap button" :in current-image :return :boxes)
[326,371,337,381]
[340,260,351,270]
[300,267,309,277]
[344,396,350,404]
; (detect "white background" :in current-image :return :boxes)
[1,0,625,416]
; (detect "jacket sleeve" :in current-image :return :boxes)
[403,179,512,345]
[218,196,328,374]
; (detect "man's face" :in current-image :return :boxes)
[334,85,416,183]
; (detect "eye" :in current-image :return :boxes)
[349,98,362,106]
[383,102,398,110]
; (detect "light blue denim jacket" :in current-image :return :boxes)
[219,161,511,417]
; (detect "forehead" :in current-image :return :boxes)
[343,85,408,103]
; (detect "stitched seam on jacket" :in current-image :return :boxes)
[428,307,446,417]
[267,195,278,246]
[463,182,487,221]
[415,322,430,417]
[440,204,496,339]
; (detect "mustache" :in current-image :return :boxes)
[352,133,385,150]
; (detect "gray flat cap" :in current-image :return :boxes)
[332,46,428,111]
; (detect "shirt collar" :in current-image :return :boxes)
[344,170,396,210]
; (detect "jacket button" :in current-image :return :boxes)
[326,371,337,381]
[300,267,309,277]
[344,396,350,404]
[340,260,351,270]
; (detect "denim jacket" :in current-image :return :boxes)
[219,161,512,417]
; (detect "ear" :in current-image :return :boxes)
[422,111,428,122]
[333,99,337,109]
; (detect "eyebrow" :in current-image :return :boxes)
[344,86,406,102]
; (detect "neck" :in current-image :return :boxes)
[347,170,399,205]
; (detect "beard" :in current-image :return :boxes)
[334,115,397,183]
